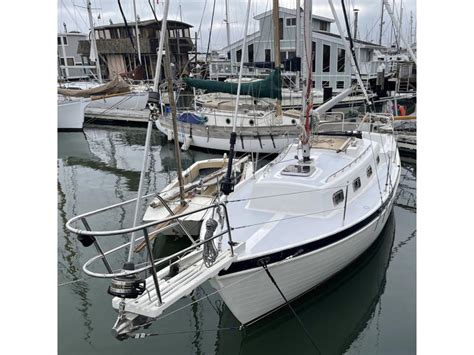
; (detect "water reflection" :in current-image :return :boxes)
[215,213,396,355]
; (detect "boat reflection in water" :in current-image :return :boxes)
[215,212,396,355]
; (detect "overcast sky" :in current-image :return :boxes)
[58,0,416,51]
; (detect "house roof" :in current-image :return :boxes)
[254,7,334,23]
[314,30,385,48]
[94,19,193,30]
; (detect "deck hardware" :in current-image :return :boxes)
[108,262,146,299]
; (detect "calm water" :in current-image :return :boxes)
[58,125,416,355]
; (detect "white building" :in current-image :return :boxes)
[57,32,97,81]
[216,7,383,90]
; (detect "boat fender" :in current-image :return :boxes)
[398,105,406,116]
[203,219,218,267]
[78,234,96,247]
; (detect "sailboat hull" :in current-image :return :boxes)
[211,174,399,325]
[156,118,298,153]
[58,98,90,131]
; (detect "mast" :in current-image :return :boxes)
[87,1,102,83]
[327,0,370,105]
[225,0,234,74]
[398,1,403,51]
[220,0,252,197]
[132,0,142,64]
[272,0,282,116]
[128,0,170,262]
[163,37,186,204]
[301,0,312,162]
[382,0,416,63]
[378,0,384,45]
[295,0,301,91]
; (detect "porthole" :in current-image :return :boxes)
[291,119,296,125]
[353,177,361,192]
[225,118,231,125]
[333,189,345,206]
[376,155,380,165]
[367,165,373,178]
[249,119,255,126]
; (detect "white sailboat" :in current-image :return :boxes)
[65,0,401,340]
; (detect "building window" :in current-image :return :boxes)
[66,58,75,66]
[320,22,328,31]
[248,43,254,63]
[333,189,345,206]
[337,48,345,72]
[265,49,271,62]
[323,44,330,72]
[353,177,361,192]
[59,58,65,66]
[236,49,242,62]
[336,81,345,89]
[312,41,316,72]
[279,18,284,40]
[227,51,231,60]
[322,81,330,88]
[280,51,287,61]
[367,165,373,178]
[57,36,62,45]
[286,18,296,27]
[287,51,296,59]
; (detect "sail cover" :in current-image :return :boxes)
[184,69,282,100]
[57,75,130,98]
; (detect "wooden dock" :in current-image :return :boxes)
[84,107,150,125]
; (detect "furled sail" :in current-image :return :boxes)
[184,69,282,100]
[57,75,130,98]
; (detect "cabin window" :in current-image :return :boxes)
[286,18,296,27]
[337,48,345,72]
[353,177,361,192]
[265,49,271,62]
[367,165,373,178]
[333,190,345,206]
[376,155,380,165]
[236,49,242,62]
[320,22,328,31]
[323,44,331,72]
[336,81,344,89]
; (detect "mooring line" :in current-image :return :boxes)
[259,259,322,354]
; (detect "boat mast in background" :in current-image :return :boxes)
[87,1,103,83]
[225,0,234,75]
[379,0,384,45]
[272,0,282,117]
[383,0,416,64]
[132,0,142,64]
[301,0,312,162]
[295,0,301,91]
[327,0,370,105]
[128,0,170,262]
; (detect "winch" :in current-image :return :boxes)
[108,262,146,299]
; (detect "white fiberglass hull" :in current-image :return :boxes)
[155,119,298,154]
[58,98,90,130]
[212,188,397,325]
